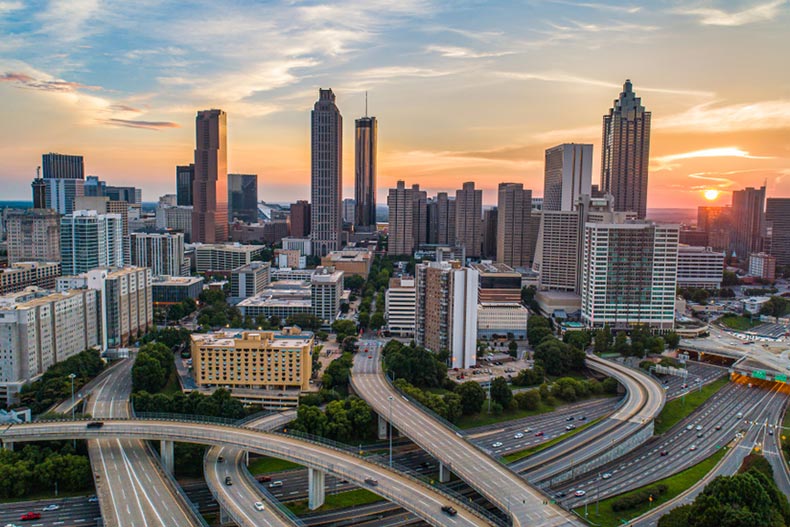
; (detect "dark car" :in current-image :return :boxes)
[441,505,457,516]
[86,421,104,429]
[365,478,379,487]
[660,451,668,456]
[225,476,232,486]
[257,475,272,482]
[217,456,224,463]
[566,416,574,421]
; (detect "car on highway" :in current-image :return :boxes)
[492,441,503,447]
[514,432,524,439]
[769,429,774,436]
[715,424,722,430]
[5,523,21,527]
[686,425,694,430]
[535,431,544,437]
[41,505,59,511]
[19,513,41,521]
[578,415,586,421]
[602,473,612,479]
[695,425,703,431]
[556,491,567,498]
[566,424,576,431]
[736,412,743,418]
[574,490,586,497]
[254,502,265,511]
[87,496,98,503]
[257,475,272,482]
[689,445,697,451]
[566,416,574,421]
[225,476,232,486]
[524,428,532,433]
[364,478,378,487]
[269,480,283,487]
[660,450,668,456]
[217,456,224,463]
[86,421,104,429]
[441,505,458,516]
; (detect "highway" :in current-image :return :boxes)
[83,358,203,527]
[0,496,100,527]
[203,410,297,527]
[351,342,581,527]
[47,357,130,416]
[1,419,496,527]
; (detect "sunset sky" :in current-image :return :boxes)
[1,0,788,207]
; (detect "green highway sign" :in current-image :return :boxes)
[777,374,788,383]
[752,370,767,380]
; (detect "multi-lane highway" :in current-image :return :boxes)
[203,410,297,527]
[84,358,203,527]
[0,496,100,527]
[351,341,581,527]
[47,357,130,416]
[1,419,496,527]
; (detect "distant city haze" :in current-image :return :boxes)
[0,2,788,206]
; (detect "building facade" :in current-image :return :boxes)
[130,232,185,277]
[42,153,84,179]
[677,245,724,289]
[231,261,271,299]
[151,276,204,305]
[544,143,593,212]
[354,115,377,230]
[0,262,61,295]
[320,249,373,278]
[289,200,311,238]
[601,80,651,219]
[311,267,344,326]
[6,209,61,264]
[45,178,84,215]
[193,243,263,273]
[387,181,416,255]
[192,109,228,243]
[765,198,790,267]
[455,182,482,258]
[228,173,258,223]
[176,164,195,206]
[60,210,124,275]
[310,89,343,256]
[533,211,579,292]
[731,186,766,260]
[749,252,776,282]
[385,277,416,337]
[496,183,533,267]
[427,192,456,246]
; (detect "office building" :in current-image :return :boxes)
[533,211,579,292]
[415,261,478,369]
[482,207,498,259]
[42,153,84,179]
[342,198,356,224]
[130,232,185,277]
[354,114,377,230]
[176,164,195,206]
[60,210,123,275]
[730,186,766,260]
[385,277,416,337]
[44,178,84,215]
[320,249,373,278]
[228,173,258,223]
[677,245,724,290]
[749,252,776,282]
[83,175,106,197]
[311,267,344,326]
[282,237,312,256]
[765,198,790,266]
[470,261,522,303]
[455,182,482,258]
[601,80,652,219]
[271,267,317,282]
[310,89,343,256]
[105,185,141,205]
[191,327,313,393]
[477,303,528,340]
[428,192,456,246]
[496,183,533,267]
[231,261,271,299]
[31,178,46,208]
[6,209,61,264]
[581,214,678,331]
[0,287,100,404]
[544,143,593,211]
[237,281,313,320]
[0,262,61,295]
[193,243,263,273]
[289,201,311,238]
[192,109,228,243]
[229,220,288,245]
[156,204,193,242]
[387,181,416,255]
[275,249,303,269]
[152,275,204,305]
[679,229,709,247]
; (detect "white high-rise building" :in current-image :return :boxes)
[130,232,185,277]
[533,211,579,291]
[60,210,123,275]
[543,143,593,212]
[385,277,416,337]
[311,267,344,326]
[677,246,724,290]
[581,215,678,331]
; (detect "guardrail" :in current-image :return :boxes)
[238,458,308,526]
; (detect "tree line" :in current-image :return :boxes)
[0,444,92,498]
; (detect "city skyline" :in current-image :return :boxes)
[1,1,789,207]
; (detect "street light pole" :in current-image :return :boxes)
[388,396,393,467]
[69,373,77,419]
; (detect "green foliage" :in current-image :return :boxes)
[341,336,358,352]
[563,330,592,350]
[199,288,226,306]
[132,342,174,393]
[594,325,613,354]
[132,388,246,419]
[322,353,354,392]
[527,315,552,346]
[290,396,375,442]
[17,348,105,415]
[370,312,385,329]
[490,377,512,407]
[514,389,541,410]
[0,445,92,498]
[382,340,448,389]
[331,319,358,342]
[174,443,205,478]
[286,313,323,331]
[394,379,462,423]
[760,296,790,318]
[533,338,585,376]
[344,274,366,292]
[512,364,544,386]
[722,270,740,286]
[612,484,668,511]
[508,340,519,357]
[664,331,680,349]
[678,287,712,304]
[454,381,486,414]
[658,505,691,527]
[521,285,539,311]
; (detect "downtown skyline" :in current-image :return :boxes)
[1,1,789,207]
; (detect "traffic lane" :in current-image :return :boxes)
[0,496,100,527]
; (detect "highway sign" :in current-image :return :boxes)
[777,374,788,383]
[752,370,767,380]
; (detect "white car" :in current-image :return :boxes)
[492,441,503,448]
[574,490,586,497]
[514,433,524,439]
[695,425,703,431]
[602,473,612,479]
[686,425,694,430]
[689,445,697,451]
[254,502,265,511]
[42,505,60,511]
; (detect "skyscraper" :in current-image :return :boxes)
[455,182,482,258]
[766,198,790,266]
[412,184,428,248]
[311,89,343,256]
[176,164,195,206]
[31,178,46,208]
[42,153,84,179]
[544,143,593,211]
[387,181,415,255]
[5,209,61,264]
[84,175,106,197]
[482,207,498,259]
[289,200,311,237]
[130,232,186,277]
[354,114,377,231]
[44,178,84,215]
[427,192,456,245]
[496,183,533,267]
[228,173,258,223]
[601,80,651,219]
[191,109,228,243]
[342,198,356,224]
[60,210,123,275]
[731,186,766,259]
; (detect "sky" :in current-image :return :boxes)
[1,0,789,208]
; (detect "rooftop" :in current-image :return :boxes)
[152,275,204,286]
[191,328,313,348]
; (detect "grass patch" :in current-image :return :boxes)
[503,417,604,463]
[456,394,616,429]
[160,368,182,395]
[247,455,301,474]
[0,488,94,504]
[574,447,727,527]
[719,315,760,331]
[286,488,383,515]
[654,377,729,435]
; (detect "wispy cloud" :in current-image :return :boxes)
[0,71,101,92]
[496,71,715,97]
[0,1,23,14]
[104,118,179,130]
[356,66,460,81]
[425,45,515,59]
[545,1,642,14]
[673,0,787,26]
[657,100,790,132]
[652,147,773,170]
[35,0,104,43]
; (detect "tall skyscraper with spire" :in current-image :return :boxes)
[311,89,343,256]
[601,80,651,219]
[191,109,228,243]
[354,94,377,231]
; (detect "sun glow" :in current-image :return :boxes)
[703,189,720,201]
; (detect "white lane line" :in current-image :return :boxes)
[118,441,169,526]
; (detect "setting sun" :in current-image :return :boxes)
[703,189,720,201]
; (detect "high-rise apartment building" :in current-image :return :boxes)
[311,267,344,326]
[496,183,533,267]
[765,198,790,267]
[310,89,343,256]
[544,143,592,211]
[228,173,258,223]
[428,192,456,245]
[415,261,478,369]
[60,210,123,275]
[0,262,61,295]
[74,195,130,262]
[31,178,46,208]
[749,252,776,282]
[289,201,311,237]
[677,245,724,290]
[533,211,579,291]
[130,232,185,277]
[342,198,356,224]
[231,261,271,299]
[42,153,84,179]
[156,204,193,242]
[45,178,84,215]
[5,209,61,264]
[355,115,377,230]
[601,80,651,219]
[176,164,195,206]
[192,109,228,243]
[731,186,766,260]
[385,276,416,337]
[455,182,482,258]
[387,181,416,255]
[412,184,428,248]
[581,214,678,331]
[482,207,498,259]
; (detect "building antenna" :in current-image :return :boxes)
[36,166,41,178]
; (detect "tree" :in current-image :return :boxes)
[614,331,630,355]
[132,353,166,393]
[341,336,358,352]
[760,296,790,319]
[508,340,519,357]
[344,274,365,292]
[664,331,680,349]
[286,313,322,331]
[370,312,386,330]
[339,303,350,314]
[514,389,541,410]
[527,316,552,345]
[332,319,358,341]
[490,377,512,408]
[454,381,486,414]
[513,364,544,386]
[722,270,740,286]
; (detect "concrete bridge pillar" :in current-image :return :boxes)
[439,462,451,483]
[219,505,233,526]
[1,441,13,451]
[160,440,174,474]
[378,413,388,440]
[308,468,326,510]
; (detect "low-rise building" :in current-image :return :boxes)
[477,303,528,339]
[741,296,771,316]
[271,267,317,282]
[152,275,204,305]
[193,243,263,273]
[470,261,522,303]
[281,237,312,256]
[749,252,776,282]
[275,249,304,269]
[237,281,313,320]
[677,245,724,290]
[0,262,61,295]
[385,277,416,337]
[231,261,271,300]
[320,249,373,278]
